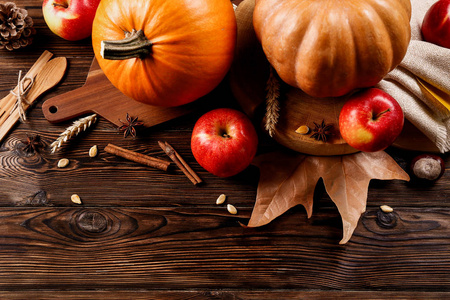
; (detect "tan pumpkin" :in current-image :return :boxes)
[92,0,236,107]
[253,0,412,98]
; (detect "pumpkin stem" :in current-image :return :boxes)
[101,29,152,60]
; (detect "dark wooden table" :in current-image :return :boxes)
[0,1,448,298]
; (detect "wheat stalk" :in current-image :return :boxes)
[264,66,281,137]
[50,114,98,153]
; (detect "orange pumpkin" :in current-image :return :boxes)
[253,0,412,98]
[92,0,236,107]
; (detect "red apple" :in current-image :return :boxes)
[421,0,450,49]
[339,88,404,152]
[42,0,101,41]
[191,108,258,178]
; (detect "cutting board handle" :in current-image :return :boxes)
[42,85,96,123]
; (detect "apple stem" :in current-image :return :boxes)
[373,108,390,121]
[52,2,68,8]
[101,29,152,60]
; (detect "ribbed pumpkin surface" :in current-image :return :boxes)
[253,0,412,98]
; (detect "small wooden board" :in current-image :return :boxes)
[42,59,199,128]
[230,0,438,155]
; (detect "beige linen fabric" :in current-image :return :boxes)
[376,0,450,153]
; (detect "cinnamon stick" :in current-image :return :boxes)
[104,143,171,171]
[158,141,202,185]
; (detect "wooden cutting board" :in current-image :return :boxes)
[42,58,199,128]
[230,0,439,155]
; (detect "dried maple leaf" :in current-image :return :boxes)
[249,151,410,244]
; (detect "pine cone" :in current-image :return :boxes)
[0,2,35,51]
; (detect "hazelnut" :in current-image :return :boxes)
[410,154,445,181]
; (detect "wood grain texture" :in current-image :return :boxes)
[0,291,449,300]
[0,0,448,297]
[0,207,448,291]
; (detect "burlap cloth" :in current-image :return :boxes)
[376,0,450,153]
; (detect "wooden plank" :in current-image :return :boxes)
[0,207,448,290]
[0,290,449,299]
[0,128,447,208]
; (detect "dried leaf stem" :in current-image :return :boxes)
[264,66,281,137]
[50,114,97,153]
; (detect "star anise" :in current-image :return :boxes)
[118,113,144,138]
[310,120,333,143]
[22,134,44,153]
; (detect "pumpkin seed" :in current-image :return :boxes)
[57,158,69,168]
[295,125,310,135]
[216,194,226,205]
[380,205,393,213]
[71,194,82,205]
[227,204,237,215]
[89,145,98,157]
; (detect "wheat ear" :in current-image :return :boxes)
[264,66,281,137]
[50,114,98,153]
